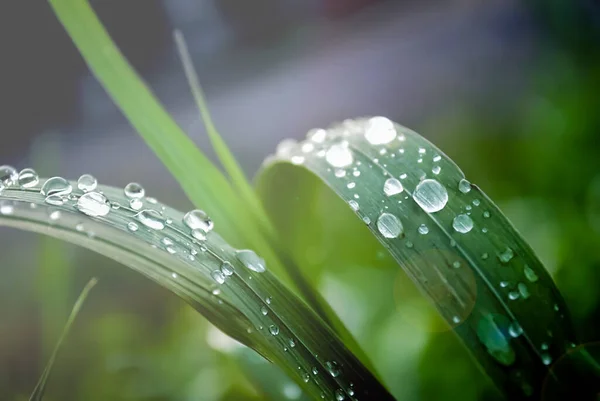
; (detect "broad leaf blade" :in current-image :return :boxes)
[29,277,97,401]
[256,117,580,398]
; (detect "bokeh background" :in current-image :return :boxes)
[1,0,599,400]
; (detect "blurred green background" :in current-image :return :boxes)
[1,0,599,400]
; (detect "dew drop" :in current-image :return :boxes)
[18,168,39,188]
[45,195,66,206]
[127,221,139,232]
[307,128,327,143]
[347,182,356,189]
[41,177,72,197]
[458,179,472,194]
[418,224,429,235]
[334,169,346,178]
[377,213,403,238]
[508,322,523,338]
[483,211,491,218]
[77,174,97,192]
[136,209,165,230]
[383,178,403,196]
[130,198,143,210]
[432,165,441,175]
[524,266,539,282]
[0,165,18,189]
[364,116,397,145]
[433,154,442,162]
[0,201,14,215]
[212,270,225,284]
[261,306,268,316]
[49,210,61,221]
[124,182,145,199]
[498,247,514,263]
[541,353,552,366]
[518,283,530,299]
[413,179,448,213]
[326,361,341,377]
[348,200,359,211]
[236,250,266,272]
[183,209,214,233]
[325,143,353,168]
[221,261,234,276]
[77,192,110,217]
[269,325,280,336]
[335,389,345,401]
[453,214,474,233]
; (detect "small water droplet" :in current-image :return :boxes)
[136,209,165,230]
[49,210,61,221]
[364,116,396,145]
[508,291,520,300]
[335,169,346,178]
[261,306,268,316]
[335,389,345,401]
[183,209,214,233]
[41,177,72,197]
[524,265,539,282]
[453,261,461,268]
[541,353,552,365]
[383,178,403,196]
[433,154,442,162]
[312,367,318,375]
[453,214,474,233]
[473,199,481,206]
[498,247,514,263]
[458,179,471,194]
[212,270,225,284]
[482,252,489,259]
[77,192,110,217]
[452,316,461,324]
[348,200,359,211]
[127,221,139,232]
[129,198,143,210]
[418,224,429,235]
[400,173,407,179]
[45,195,66,206]
[377,213,403,238]
[413,179,448,213]
[0,201,14,215]
[518,283,530,299]
[166,246,176,254]
[266,296,272,304]
[236,250,266,272]
[221,261,234,276]
[307,128,327,143]
[508,322,523,338]
[77,174,97,192]
[432,165,441,175]
[541,342,549,351]
[269,325,280,336]
[0,165,18,189]
[124,182,145,199]
[18,168,39,188]
[483,211,491,218]
[325,143,353,168]
[326,361,341,377]
[347,182,356,189]
[291,155,305,165]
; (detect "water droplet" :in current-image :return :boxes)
[166,246,176,254]
[405,240,414,248]
[453,261,461,268]
[400,173,407,180]
[541,342,549,351]
[261,306,268,316]
[508,322,523,338]
[291,155,305,165]
[302,372,310,383]
[136,209,165,230]
[383,178,403,196]
[77,174,97,192]
[483,211,491,218]
[362,216,371,225]
[269,325,280,336]
[77,192,110,217]
[335,389,345,401]
[453,214,474,233]
[18,168,39,188]
[49,210,61,221]
[498,247,514,263]
[0,165,18,189]
[266,297,272,304]
[0,201,14,215]
[236,250,266,272]
[433,154,442,162]
[364,116,396,145]
[221,261,234,276]
[377,213,403,238]
[326,361,341,377]
[183,209,214,233]
[301,142,315,153]
[45,195,65,206]
[325,143,353,168]
[508,291,520,300]
[124,182,145,199]
[458,179,471,194]
[482,252,489,259]
[212,270,225,284]
[413,179,448,213]
[476,315,516,366]
[541,353,552,365]
[473,199,481,206]
[129,198,143,210]
[127,221,139,232]
[289,338,296,348]
[518,283,530,299]
[312,367,318,375]
[191,229,206,241]
[452,316,461,324]
[347,182,356,189]
[432,165,441,175]
[523,266,538,282]
[41,177,72,197]
[334,169,346,178]
[307,128,327,143]
[418,224,429,235]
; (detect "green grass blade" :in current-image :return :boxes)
[0,178,394,400]
[255,117,588,398]
[29,277,98,401]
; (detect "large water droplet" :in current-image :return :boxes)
[376,213,403,238]
[453,214,474,233]
[212,270,225,284]
[326,361,341,377]
[458,179,472,194]
[236,250,266,272]
[77,174,97,192]
[41,177,72,197]
[269,325,280,336]
[383,178,403,196]
[124,182,145,199]
[18,168,39,188]
[77,192,110,217]
[0,165,18,190]
[183,209,214,233]
[523,266,539,282]
[364,116,396,145]
[325,143,353,168]
[413,179,448,213]
[221,261,234,276]
[508,322,523,338]
[136,209,165,230]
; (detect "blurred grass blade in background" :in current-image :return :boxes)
[30,277,98,401]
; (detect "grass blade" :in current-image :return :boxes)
[29,277,98,401]
[256,117,590,398]
[0,177,394,400]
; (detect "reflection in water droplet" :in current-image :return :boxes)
[453,214,474,233]
[183,209,214,233]
[124,182,145,199]
[127,221,139,232]
[0,165,18,190]
[377,213,403,238]
[432,165,441,175]
[458,179,471,194]
[413,179,448,213]
[383,178,403,196]
[518,283,530,299]
[364,116,396,145]
[18,168,39,188]
[212,270,225,284]
[236,250,266,272]
[41,177,72,197]
[49,210,61,221]
[130,198,143,210]
[269,325,280,335]
[77,192,110,217]
[77,174,97,192]
[524,266,539,282]
[348,200,359,211]
[221,261,234,276]
[136,209,165,230]
[508,322,523,338]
